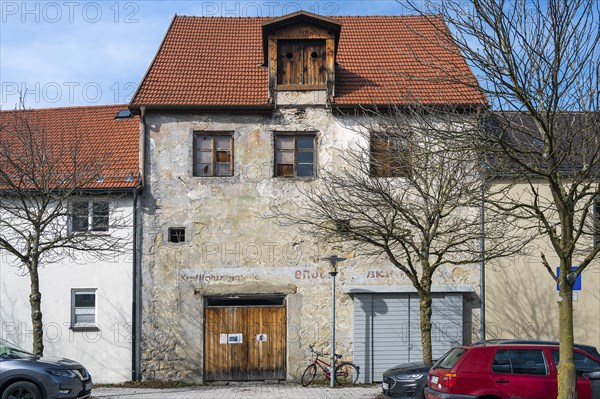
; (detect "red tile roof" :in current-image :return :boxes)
[0,105,139,190]
[131,14,486,108]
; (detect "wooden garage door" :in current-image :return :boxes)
[204,298,286,381]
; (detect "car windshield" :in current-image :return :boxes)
[0,339,36,360]
[435,348,467,370]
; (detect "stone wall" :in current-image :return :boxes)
[139,107,480,382]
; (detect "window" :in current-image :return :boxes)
[277,40,326,87]
[492,350,548,375]
[71,289,96,327]
[370,131,411,177]
[552,351,600,377]
[275,134,316,177]
[168,228,186,243]
[70,201,109,233]
[193,133,233,177]
[436,348,467,369]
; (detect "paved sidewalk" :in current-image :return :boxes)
[92,382,381,399]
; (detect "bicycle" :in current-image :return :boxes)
[300,345,359,387]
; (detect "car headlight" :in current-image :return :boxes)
[46,369,78,378]
[395,373,425,380]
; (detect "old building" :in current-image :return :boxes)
[0,105,141,383]
[129,11,486,383]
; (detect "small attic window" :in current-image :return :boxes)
[115,109,132,119]
[277,40,326,87]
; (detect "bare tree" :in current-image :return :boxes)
[0,104,131,356]
[269,105,527,366]
[398,0,600,397]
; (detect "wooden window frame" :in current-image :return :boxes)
[193,132,234,177]
[369,131,412,178]
[274,133,317,178]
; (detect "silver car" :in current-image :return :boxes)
[0,339,92,399]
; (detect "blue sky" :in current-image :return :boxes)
[0,0,414,109]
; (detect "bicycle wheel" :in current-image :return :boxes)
[301,363,317,387]
[335,362,359,386]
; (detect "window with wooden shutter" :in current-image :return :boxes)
[370,132,412,177]
[277,40,326,88]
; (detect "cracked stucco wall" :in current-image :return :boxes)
[139,107,480,382]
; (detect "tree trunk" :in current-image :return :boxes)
[557,261,577,399]
[418,290,433,366]
[28,258,44,357]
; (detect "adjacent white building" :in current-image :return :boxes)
[0,105,141,383]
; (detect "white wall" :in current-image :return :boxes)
[0,195,134,383]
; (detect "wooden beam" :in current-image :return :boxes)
[268,38,277,102]
[326,38,335,102]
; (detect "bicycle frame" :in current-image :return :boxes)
[312,353,334,380]
[307,346,342,380]
[301,345,359,387]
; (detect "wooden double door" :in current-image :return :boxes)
[204,299,286,381]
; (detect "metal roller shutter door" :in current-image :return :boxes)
[353,292,463,383]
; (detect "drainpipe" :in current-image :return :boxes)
[132,106,146,380]
[479,174,486,341]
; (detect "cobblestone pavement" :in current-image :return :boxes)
[92,382,381,399]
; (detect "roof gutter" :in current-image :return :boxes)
[128,104,274,115]
[331,103,488,115]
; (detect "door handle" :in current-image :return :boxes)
[496,379,509,384]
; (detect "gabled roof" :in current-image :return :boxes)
[261,10,342,65]
[482,111,600,176]
[0,105,140,190]
[130,14,486,110]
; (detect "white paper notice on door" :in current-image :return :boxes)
[228,333,243,344]
[220,334,227,344]
[256,334,267,342]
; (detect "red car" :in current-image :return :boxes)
[425,343,600,399]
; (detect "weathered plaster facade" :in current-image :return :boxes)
[139,106,481,382]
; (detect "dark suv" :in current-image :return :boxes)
[425,343,600,399]
[0,338,92,399]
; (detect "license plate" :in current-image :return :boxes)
[382,382,389,390]
[431,376,439,384]
[84,382,93,391]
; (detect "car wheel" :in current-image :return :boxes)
[1,381,42,399]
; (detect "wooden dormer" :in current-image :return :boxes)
[262,11,342,105]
